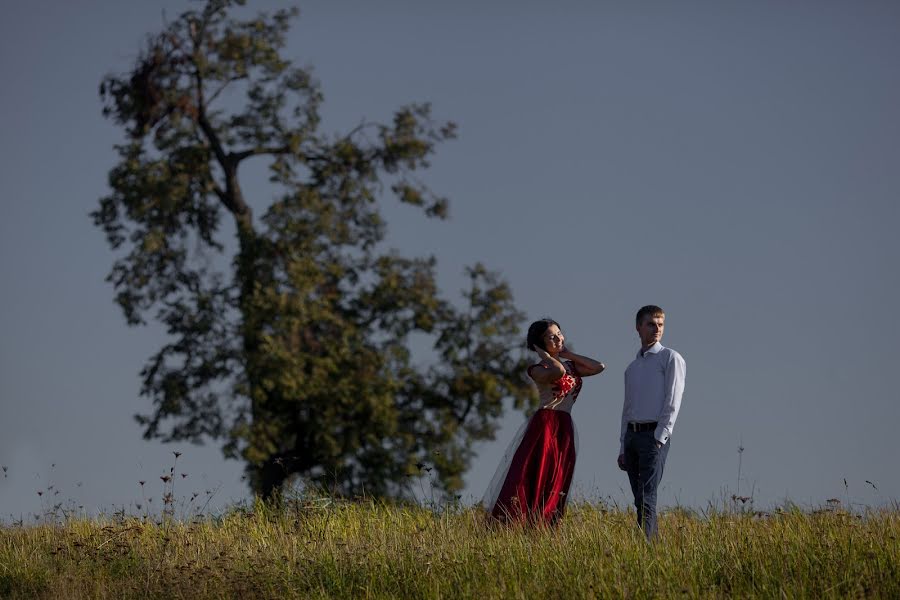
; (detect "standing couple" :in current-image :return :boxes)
[483,305,686,539]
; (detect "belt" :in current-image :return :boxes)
[628,421,658,432]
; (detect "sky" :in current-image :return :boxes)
[2,0,899,522]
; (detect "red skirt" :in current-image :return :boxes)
[489,409,577,525]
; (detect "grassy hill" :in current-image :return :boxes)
[1,499,898,599]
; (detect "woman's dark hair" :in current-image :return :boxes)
[526,318,561,351]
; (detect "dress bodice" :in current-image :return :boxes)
[527,360,583,413]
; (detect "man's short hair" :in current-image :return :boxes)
[636,305,665,327]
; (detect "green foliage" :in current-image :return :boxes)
[2,504,899,598]
[93,0,535,499]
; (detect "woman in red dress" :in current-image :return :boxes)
[483,318,606,526]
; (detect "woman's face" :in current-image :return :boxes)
[541,324,565,355]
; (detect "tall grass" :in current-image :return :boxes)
[1,498,897,599]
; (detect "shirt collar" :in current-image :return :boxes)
[638,342,664,358]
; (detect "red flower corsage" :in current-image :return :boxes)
[552,374,576,399]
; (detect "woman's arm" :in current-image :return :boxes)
[559,348,606,377]
[529,347,567,383]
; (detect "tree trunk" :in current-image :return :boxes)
[254,458,289,503]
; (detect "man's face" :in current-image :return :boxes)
[637,313,665,348]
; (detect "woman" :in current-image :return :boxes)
[483,318,605,526]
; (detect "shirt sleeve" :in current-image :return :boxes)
[655,350,686,445]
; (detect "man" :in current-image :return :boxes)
[617,305,686,539]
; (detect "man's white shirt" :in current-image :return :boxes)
[619,342,686,453]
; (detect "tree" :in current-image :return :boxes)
[94,0,536,500]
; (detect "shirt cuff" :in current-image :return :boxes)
[654,427,670,445]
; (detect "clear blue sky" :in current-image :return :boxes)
[2,0,899,521]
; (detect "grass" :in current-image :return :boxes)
[1,497,898,599]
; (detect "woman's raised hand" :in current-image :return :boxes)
[533,346,552,362]
[530,344,567,383]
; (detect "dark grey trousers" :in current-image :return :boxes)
[624,430,670,539]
